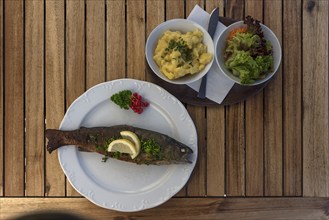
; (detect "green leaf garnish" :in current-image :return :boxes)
[110,90,132,110]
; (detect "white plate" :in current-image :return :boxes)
[58,78,197,212]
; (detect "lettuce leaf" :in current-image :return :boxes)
[225,51,273,84]
[223,16,274,84]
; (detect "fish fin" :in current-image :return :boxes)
[45,129,65,153]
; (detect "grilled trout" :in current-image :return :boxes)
[46,125,193,165]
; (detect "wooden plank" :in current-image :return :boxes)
[4,0,24,196]
[1,197,329,220]
[25,0,45,196]
[127,0,145,80]
[166,0,185,20]
[206,0,225,197]
[86,0,105,88]
[186,0,204,15]
[225,0,245,197]
[303,0,329,197]
[186,105,206,196]
[205,0,224,13]
[66,0,85,197]
[165,0,186,197]
[145,0,164,83]
[185,0,206,197]
[263,0,283,197]
[245,92,264,196]
[66,0,85,108]
[45,0,65,196]
[226,0,244,18]
[283,0,302,197]
[0,0,3,197]
[206,105,225,196]
[225,104,245,196]
[244,0,264,197]
[107,0,126,80]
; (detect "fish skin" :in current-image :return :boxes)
[46,125,193,165]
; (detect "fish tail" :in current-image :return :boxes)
[45,129,65,153]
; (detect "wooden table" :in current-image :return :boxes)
[1,0,329,219]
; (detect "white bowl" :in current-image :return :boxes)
[145,19,214,85]
[215,21,282,86]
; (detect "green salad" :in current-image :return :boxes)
[224,16,274,84]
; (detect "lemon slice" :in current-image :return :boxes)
[107,139,138,159]
[120,130,141,153]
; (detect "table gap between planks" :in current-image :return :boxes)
[0,0,328,219]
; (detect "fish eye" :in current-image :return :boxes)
[180,148,186,153]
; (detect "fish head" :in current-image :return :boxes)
[168,141,194,164]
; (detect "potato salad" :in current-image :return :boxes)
[153,29,212,80]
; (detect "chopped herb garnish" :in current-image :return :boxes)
[166,39,193,62]
[96,137,118,162]
[96,144,107,152]
[105,137,116,146]
[101,156,109,162]
[96,137,117,152]
[112,151,122,159]
[141,139,161,159]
